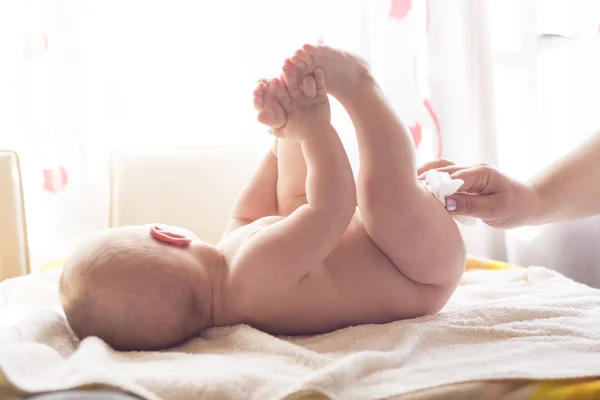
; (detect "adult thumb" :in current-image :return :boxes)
[444,193,501,220]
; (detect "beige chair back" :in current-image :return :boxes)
[109,146,264,244]
[0,151,30,280]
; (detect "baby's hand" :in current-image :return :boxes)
[253,61,330,142]
[271,61,330,142]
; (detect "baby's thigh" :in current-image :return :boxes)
[362,186,466,286]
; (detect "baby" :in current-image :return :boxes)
[59,45,466,351]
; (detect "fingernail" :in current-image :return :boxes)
[445,198,457,211]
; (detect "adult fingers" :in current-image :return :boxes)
[445,193,504,221]
[416,159,456,176]
[451,164,504,196]
[418,165,469,181]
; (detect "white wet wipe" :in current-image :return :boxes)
[419,169,477,226]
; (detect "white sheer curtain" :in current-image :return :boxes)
[1,0,440,271]
[488,0,600,286]
[428,0,600,286]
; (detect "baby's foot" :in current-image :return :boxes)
[285,44,372,100]
[253,78,287,130]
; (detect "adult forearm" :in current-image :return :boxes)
[528,130,600,224]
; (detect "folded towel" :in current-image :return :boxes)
[420,169,477,226]
[2,267,600,400]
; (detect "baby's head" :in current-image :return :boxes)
[59,224,223,351]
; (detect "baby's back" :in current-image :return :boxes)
[227,214,453,336]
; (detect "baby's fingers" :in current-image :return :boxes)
[282,59,301,97]
[314,68,327,97]
[302,75,317,99]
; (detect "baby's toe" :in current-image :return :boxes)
[295,49,314,66]
[290,55,306,69]
[253,95,263,110]
[302,44,317,54]
[282,60,302,97]
[255,79,268,93]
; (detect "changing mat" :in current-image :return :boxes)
[1,266,600,400]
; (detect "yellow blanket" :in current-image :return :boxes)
[466,256,600,400]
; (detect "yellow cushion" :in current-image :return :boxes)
[40,258,66,272]
[466,256,520,271]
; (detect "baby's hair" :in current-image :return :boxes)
[60,228,206,351]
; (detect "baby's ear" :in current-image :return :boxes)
[150,225,192,247]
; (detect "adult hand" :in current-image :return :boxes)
[417,159,540,229]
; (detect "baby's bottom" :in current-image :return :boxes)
[276,77,466,289]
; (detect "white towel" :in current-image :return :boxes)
[2,267,600,400]
[420,170,477,226]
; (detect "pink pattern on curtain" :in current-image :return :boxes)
[23,32,48,59]
[23,29,68,193]
[390,0,412,20]
[390,0,443,157]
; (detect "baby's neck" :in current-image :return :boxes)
[190,242,231,328]
[208,254,233,328]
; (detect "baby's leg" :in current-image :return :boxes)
[290,45,466,288]
[225,80,282,233]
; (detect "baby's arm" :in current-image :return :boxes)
[231,121,356,290]
[224,142,278,235]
